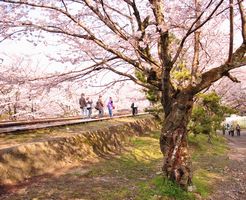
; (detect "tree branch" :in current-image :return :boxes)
[0,28,27,43]
[228,0,234,63]
[84,0,128,40]
[191,0,201,82]
[103,62,158,90]
[1,0,141,69]
[172,0,223,65]
[237,0,246,43]
[61,0,68,13]
[124,1,158,68]
[149,0,171,68]
[225,72,240,83]
[28,56,118,81]
[148,0,176,113]
[187,43,246,94]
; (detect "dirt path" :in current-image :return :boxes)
[209,129,246,200]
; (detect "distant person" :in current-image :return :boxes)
[131,99,138,116]
[236,124,240,136]
[86,97,93,118]
[133,100,138,115]
[95,95,104,118]
[227,123,231,135]
[222,123,226,135]
[229,124,234,137]
[226,123,230,130]
[107,97,114,117]
[226,123,230,134]
[79,93,87,117]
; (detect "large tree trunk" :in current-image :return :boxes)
[160,92,194,189]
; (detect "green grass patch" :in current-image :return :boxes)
[87,133,197,200]
[193,169,214,197]
[189,134,229,160]
[88,136,162,179]
[189,133,229,198]
[90,132,229,199]
[136,176,195,200]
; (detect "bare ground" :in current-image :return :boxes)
[0,158,132,200]
[208,130,246,200]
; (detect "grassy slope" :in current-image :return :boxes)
[0,115,149,148]
[83,132,229,200]
[1,129,229,200]
[190,134,229,198]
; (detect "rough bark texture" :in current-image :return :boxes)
[160,92,193,189]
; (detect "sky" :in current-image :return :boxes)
[0,39,68,73]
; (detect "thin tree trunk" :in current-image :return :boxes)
[160,92,193,189]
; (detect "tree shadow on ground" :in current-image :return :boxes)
[0,132,162,200]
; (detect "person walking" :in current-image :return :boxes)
[227,123,231,135]
[236,124,240,136]
[134,99,138,115]
[107,97,114,117]
[131,99,138,116]
[230,124,234,137]
[222,123,226,135]
[95,95,104,118]
[131,102,135,116]
[86,97,93,118]
[79,93,87,117]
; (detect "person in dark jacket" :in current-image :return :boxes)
[79,93,87,117]
[95,95,104,118]
[131,99,138,116]
[236,124,240,136]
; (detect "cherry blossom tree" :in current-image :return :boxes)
[0,0,245,188]
[0,57,79,119]
[214,72,246,114]
[0,57,35,120]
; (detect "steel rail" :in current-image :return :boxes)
[0,116,85,128]
[0,113,149,134]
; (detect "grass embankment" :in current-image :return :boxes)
[189,134,229,198]
[86,131,190,200]
[85,132,229,200]
[0,115,148,149]
[2,130,229,200]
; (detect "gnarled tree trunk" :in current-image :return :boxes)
[160,92,194,189]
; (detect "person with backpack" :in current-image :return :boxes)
[79,93,87,117]
[95,95,104,118]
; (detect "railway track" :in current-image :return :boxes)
[0,113,149,134]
